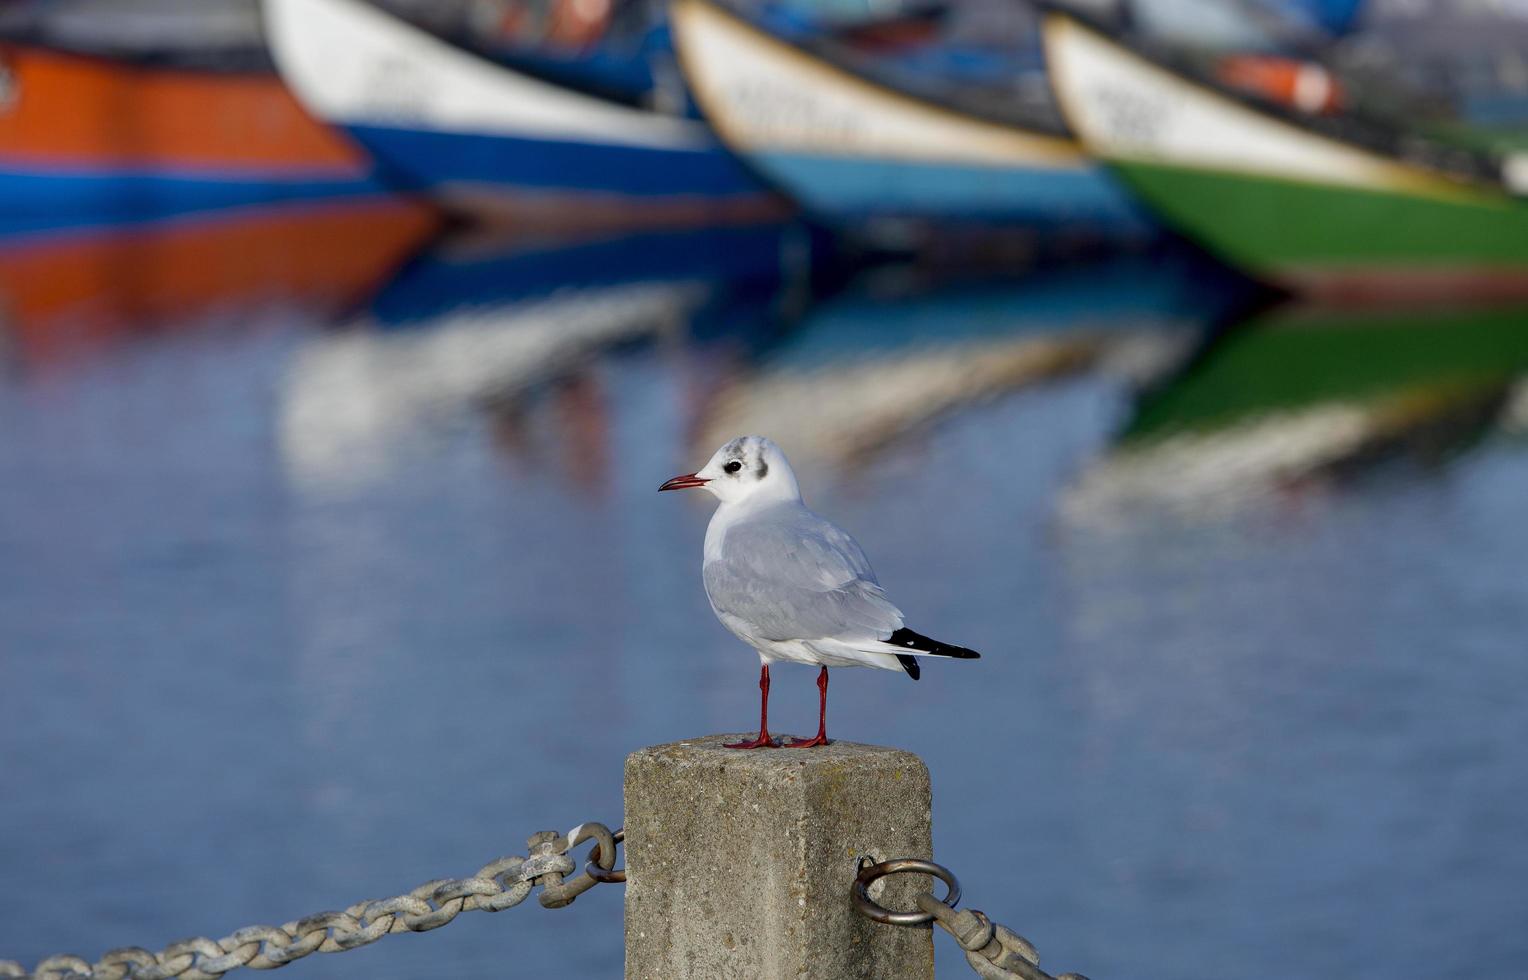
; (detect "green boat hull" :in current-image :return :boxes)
[1112,163,1528,299]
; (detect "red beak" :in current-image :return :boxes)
[659,472,709,492]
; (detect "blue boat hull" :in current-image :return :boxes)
[749,151,1154,234]
[346,123,774,211]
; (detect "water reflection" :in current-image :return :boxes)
[697,249,1251,469]
[1067,300,1528,521]
[3,206,1528,980]
[279,221,816,491]
[0,198,437,373]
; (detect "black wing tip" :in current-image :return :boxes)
[897,654,921,680]
[889,627,981,660]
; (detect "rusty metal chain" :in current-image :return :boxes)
[1,823,624,980]
[853,857,1091,980]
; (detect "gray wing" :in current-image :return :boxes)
[703,509,904,643]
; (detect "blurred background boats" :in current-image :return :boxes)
[1043,6,1528,300]
[263,0,781,229]
[1356,1,1528,139]
[0,0,265,64]
[671,0,1156,246]
[0,0,385,236]
[1090,0,1364,49]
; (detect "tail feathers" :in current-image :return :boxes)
[888,627,981,661]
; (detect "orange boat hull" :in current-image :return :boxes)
[0,42,387,233]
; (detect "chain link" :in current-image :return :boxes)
[853,857,1092,980]
[0,822,622,980]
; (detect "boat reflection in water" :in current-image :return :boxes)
[1065,301,1528,523]
[278,220,819,492]
[695,247,1252,471]
[0,196,439,374]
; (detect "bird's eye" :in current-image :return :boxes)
[724,460,742,474]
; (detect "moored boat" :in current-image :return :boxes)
[1042,12,1528,302]
[262,0,780,229]
[0,37,385,236]
[669,0,1154,241]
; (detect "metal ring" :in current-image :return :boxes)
[585,859,626,884]
[585,828,626,884]
[852,858,960,926]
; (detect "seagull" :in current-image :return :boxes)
[660,435,979,748]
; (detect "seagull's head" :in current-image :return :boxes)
[659,435,801,505]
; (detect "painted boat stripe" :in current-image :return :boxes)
[347,123,763,199]
[0,170,385,237]
[0,155,366,181]
[1274,264,1528,303]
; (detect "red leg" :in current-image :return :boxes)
[725,664,777,749]
[786,667,831,748]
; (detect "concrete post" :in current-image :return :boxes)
[624,735,935,980]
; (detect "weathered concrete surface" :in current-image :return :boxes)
[625,735,934,980]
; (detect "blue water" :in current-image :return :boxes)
[3,210,1528,980]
